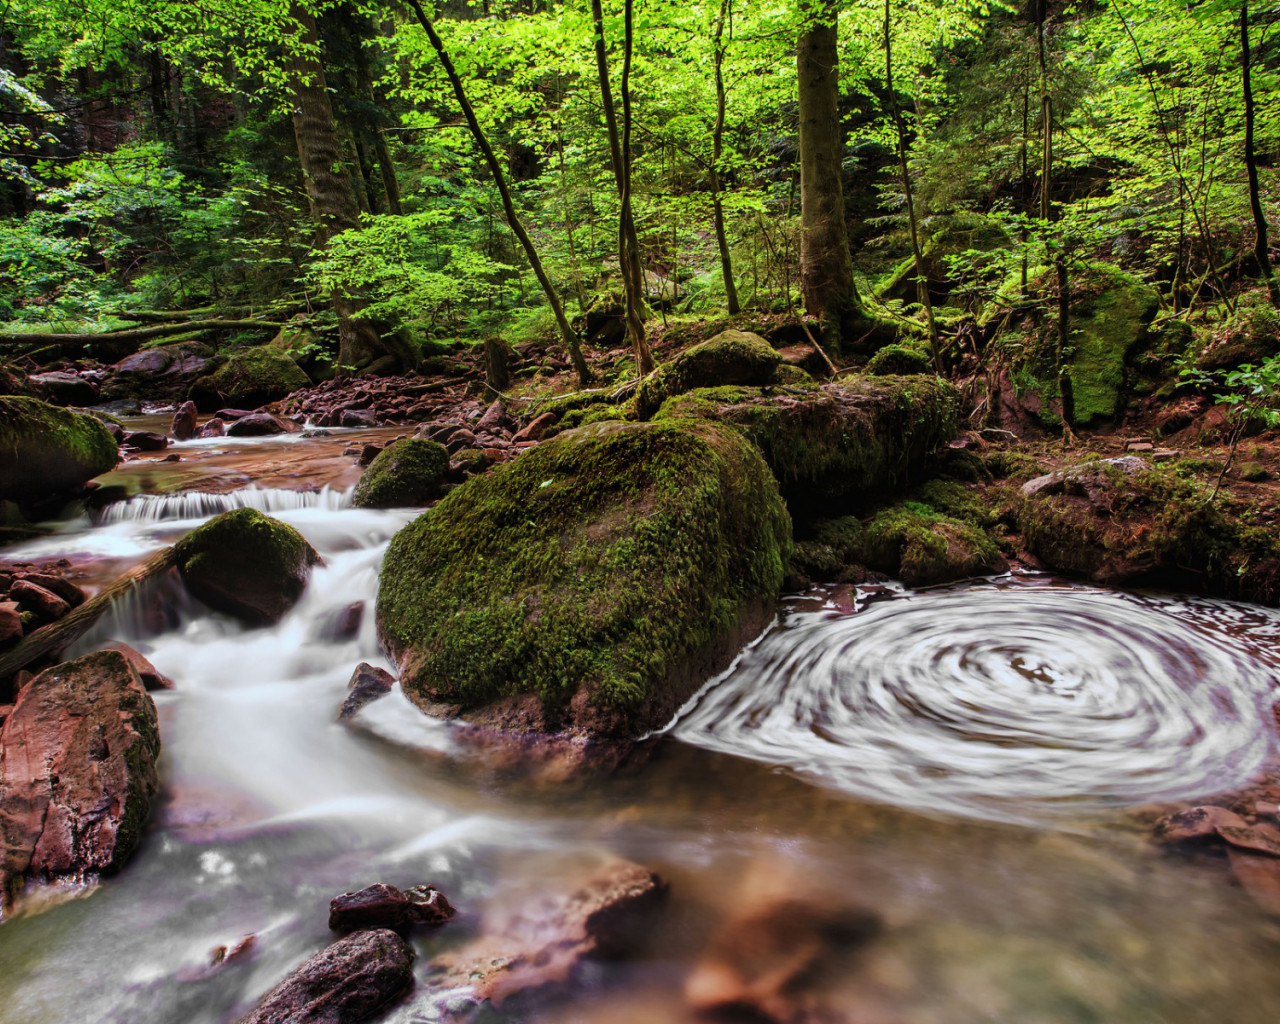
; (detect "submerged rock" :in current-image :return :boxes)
[0,650,161,908]
[634,329,783,418]
[428,858,665,1011]
[377,419,790,743]
[236,928,415,1024]
[328,882,455,933]
[175,508,320,626]
[655,376,958,509]
[352,439,450,509]
[0,395,119,505]
[225,412,301,437]
[189,344,310,412]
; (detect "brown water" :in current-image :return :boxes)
[2,426,1279,1024]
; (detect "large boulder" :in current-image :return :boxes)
[269,316,334,383]
[30,370,99,406]
[634,330,783,418]
[236,929,415,1024]
[189,344,310,412]
[377,420,791,740]
[175,508,321,625]
[0,650,161,908]
[352,439,450,509]
[104,342,218,402]
[0,395,119,505]
[655,376,958,510]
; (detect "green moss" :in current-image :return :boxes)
[377,419,791,735]
[353,438,450,508]
[913,478,997,526]
[861,501,1005,585]
[774,363,816,386]
[0,395,119,503]
[867,344,932,376]
[175,507,320,625]
[1067,263,1160,425]
[188,344,310,411]
[655,376,959,510]
[634,329,783,419]
[982,450,1046,482]
[1197,298,1280,371]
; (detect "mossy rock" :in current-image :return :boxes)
[1197,300,1280,371]
[877,212,1011,304]
[188,345,310,412]
[634,329,783,419]
[175,508,321,625]
[268,317,334,383]
[353,439,450,509]
[655,376,958,512]
[377,419,791,739]
[860,501,1006,586]
[867,344,932,376]
[0,395,119,505]
[1016,462,1280,603]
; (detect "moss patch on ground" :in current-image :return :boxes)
[377,419,791,738]
[0,395,119,504]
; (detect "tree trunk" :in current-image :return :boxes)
[591,0,654,375]
[884,0,937,363]
[286,4,398,373]
[350,23,404,216]
[797,0,870,351]
[712,0,740,315]
[1241,0,1279,306]
[405,0,593,385]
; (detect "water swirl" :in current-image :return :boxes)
[673,578,1280,824]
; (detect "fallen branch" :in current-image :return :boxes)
[0,319,287,348]
[0,547,177,681]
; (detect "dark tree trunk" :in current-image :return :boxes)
[405,0,593,385]
[797,0,873,351]
[286,4,399,373]
[591,0,654,375]
[1241,0,1279,306]
[711,0,740,314]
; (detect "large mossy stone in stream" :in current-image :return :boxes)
[175,508,321,625]
[0,395,119,505]
[377,419,791,740]
[352,438,450,509]
[633,330,783,419]
[654,376,958,511]
[0,650,160,909]
[188,344,310,412]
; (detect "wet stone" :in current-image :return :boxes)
[1153,805,1248,844]
[328,882,456,933]
[337,663,394,721]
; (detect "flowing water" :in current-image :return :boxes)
[3,426,1280,1023]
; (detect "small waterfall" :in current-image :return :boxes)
[97,485,355,524]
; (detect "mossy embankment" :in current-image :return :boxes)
[0,395,119,506]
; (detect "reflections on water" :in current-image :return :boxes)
[673,578,1280,824]
[3,437,1280,1024]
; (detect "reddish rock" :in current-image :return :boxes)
[429,858,665,1009]
[476,399,508,432]
[17,573,86,608]
[512,412,556,443]
[123,430,168,452]
[197,418,226,439]
[225,413,299,437]
[445,428,477,453]
[171,401,199,441]
[1153,805,1249,844]
[358,444,383,467]
[328,602,364,642]
[236,929,415,1024]
[1217,823,1280,857]
[340,409,378,428]
[328,882,455,932]
[10,579,71,622]
[1229,849,1280,916]
[97,641,175,691]
[338,663,394,721]
[0,650,161,907]
[0,606,20,646]
[31,371,100,406]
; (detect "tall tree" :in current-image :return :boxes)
[591,0,654,376]
[1240,0,1278,306]
[404,0,592,384]
[711,0,740,315]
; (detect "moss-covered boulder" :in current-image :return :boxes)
[353,439,450,509]
[377,419,791,740]
[269,316,334,383]
[175,508,321,625]
[0,396,119,505]
[655,376,958,510]
[188,344,310,412]
[634,330,783,418]
[1016,459,1280,603]
[867,343,932,375]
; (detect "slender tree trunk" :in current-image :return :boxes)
[1241,0,1279,306]
[286,4,398,373]
[884,0,937,363]
[1037,0,1074,430]
[351,34,404,215]
[797,0,872,351]
[711,0,740,315]
[591,0,654,375]
[405,0,592,384]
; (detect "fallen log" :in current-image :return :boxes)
[0,319,287,348]
[0,547,177,681]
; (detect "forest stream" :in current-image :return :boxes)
[3,423,1280,1024]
